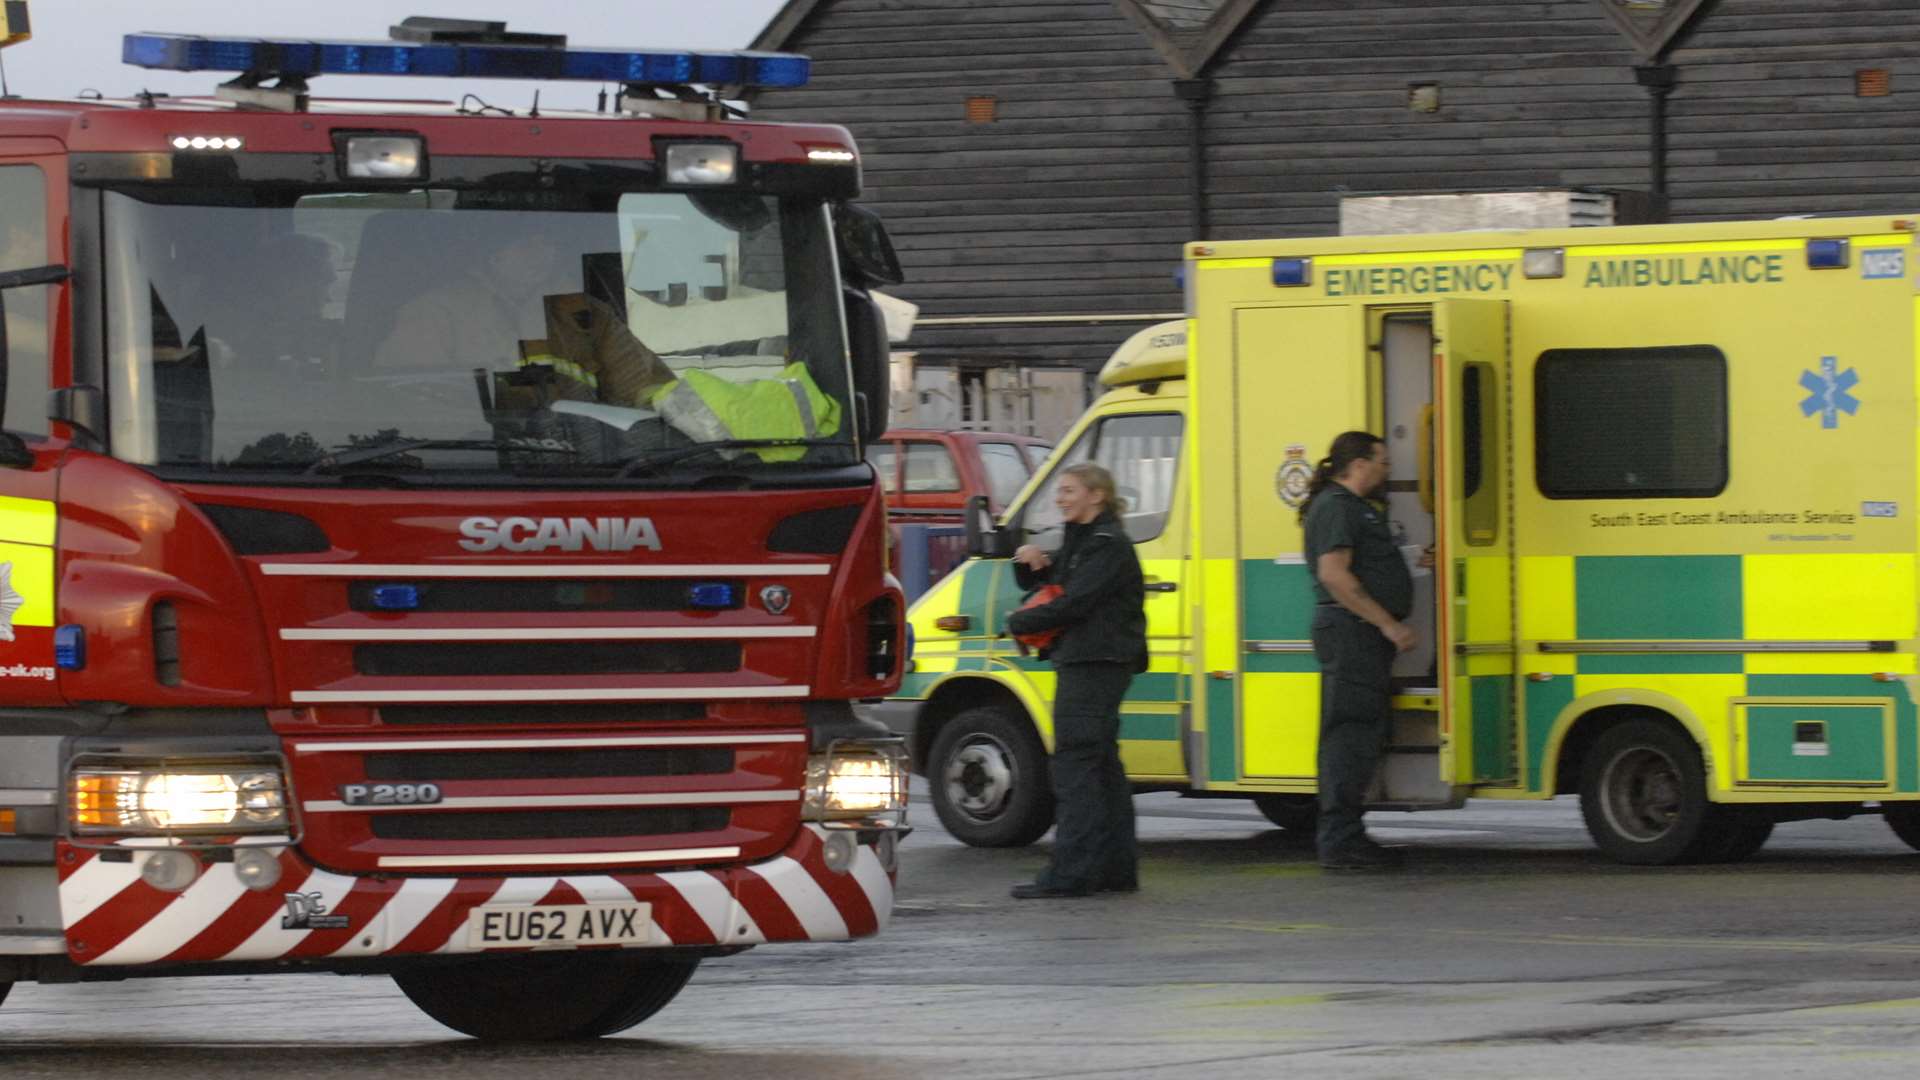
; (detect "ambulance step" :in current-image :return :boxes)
[1391,692,1439,711]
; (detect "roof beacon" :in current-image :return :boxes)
[121,15,809,114]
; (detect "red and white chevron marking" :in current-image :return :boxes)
[57,826,893,967]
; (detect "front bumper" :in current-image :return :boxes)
[56,825,894,967]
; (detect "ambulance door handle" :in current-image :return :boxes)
[1145,580,1177,593]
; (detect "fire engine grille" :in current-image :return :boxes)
[363,748,734,782]
[348,579,743,613]
[369,807,729,841]
[377,703,705,726]
[352,641,740,677]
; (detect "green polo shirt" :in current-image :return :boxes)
[1302,484,1414,620]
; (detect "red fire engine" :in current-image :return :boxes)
[0,11,908,1040]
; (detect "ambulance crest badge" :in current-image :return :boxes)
[1276,445,1313,510]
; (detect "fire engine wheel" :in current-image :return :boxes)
[1883,802,1920,850]
[1251,794,1319,833]
[393,952,700,1041]
[928,704,1055,848]
[1579,719,1720,866]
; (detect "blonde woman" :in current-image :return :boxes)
[1004,463,1148,898]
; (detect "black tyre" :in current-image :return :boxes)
[393,952,699,1041]
[1695,809,1774,863]
[1885,802,1920,850]
[928,704,1055,847]
[1251,794,1319,833]
[1579,718,1719,866]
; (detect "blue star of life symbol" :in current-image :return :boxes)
[1799,356,1859,429]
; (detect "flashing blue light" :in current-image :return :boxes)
[688,583,736,609]
[1806,238,1850,270]
[1271,258,1312,287]
[370,584,422,611]
[54,625,85,671]
[122,33,810,88]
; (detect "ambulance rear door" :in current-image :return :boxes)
[1194,302,1366,787]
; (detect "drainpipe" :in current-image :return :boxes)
[1172,77,1214,240]
[1635,63,1677,222]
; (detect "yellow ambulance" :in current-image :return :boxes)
[891,213,1920,865]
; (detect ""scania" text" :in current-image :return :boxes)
[458,516,663,553]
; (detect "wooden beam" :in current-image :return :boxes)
[1590,0,1717,62]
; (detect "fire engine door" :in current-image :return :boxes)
[1432,298,1517,785]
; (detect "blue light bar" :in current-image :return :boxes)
[687,583,736,609]
[370,584,422,611]
[122,33,810,88]
[1806,238,1850,270]
[1271,258,1313,287]
[54,625,85,671]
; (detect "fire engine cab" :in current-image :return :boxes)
[0,10,909,1040]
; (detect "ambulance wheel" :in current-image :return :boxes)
[393,952,699,1040]
[928,704,1055,848]
[1579,719,1718,866]
[1883,803,1920,850]
[1251,794,1319,833]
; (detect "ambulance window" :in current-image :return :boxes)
[978,442,1031,509]
[1025,412,1184,543]
[1535,346,1727,499]
[1461,362,1500,545]
[0,166,49,437]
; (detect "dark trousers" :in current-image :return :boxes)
[1040,662,1138,890]
[1311,607,1396,854]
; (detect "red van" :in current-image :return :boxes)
[866,429,1053,521]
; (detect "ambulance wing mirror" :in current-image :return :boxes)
[0,264,70,469]
[843,286,891,442]
[964,494,1012,559]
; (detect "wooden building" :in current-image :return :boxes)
[748,0,1920,395]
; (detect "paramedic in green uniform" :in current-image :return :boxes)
[1300,431,1417,870]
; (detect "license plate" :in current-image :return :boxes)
[465,902,654,949]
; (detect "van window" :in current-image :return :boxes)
[1535,346,1727,499]
[902,442,960,492]
[977,442,1031,508]
[1025,412,1183,543]
[0,166,49,436]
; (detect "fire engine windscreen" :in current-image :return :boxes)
[102,188,856,477]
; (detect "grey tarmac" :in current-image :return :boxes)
[3,786,1920,1078]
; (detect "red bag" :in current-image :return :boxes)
[1012,585,1065,655]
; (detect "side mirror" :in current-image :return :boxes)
[832,202,903,288]
[842,286,890,442]
[964,494,1012,559]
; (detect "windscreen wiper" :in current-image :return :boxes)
[613,438,839,479]
[304,438,579,475]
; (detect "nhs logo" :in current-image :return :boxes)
[1860,248,1906,280]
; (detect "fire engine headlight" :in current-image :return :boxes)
[804,745,909,821]
[340,134,425,180]
[663,143,739,186]
[70,765,289,835]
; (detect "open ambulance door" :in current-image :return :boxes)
[1432,299,1517,785]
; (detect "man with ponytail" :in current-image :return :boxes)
[1300,432,1416,870]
